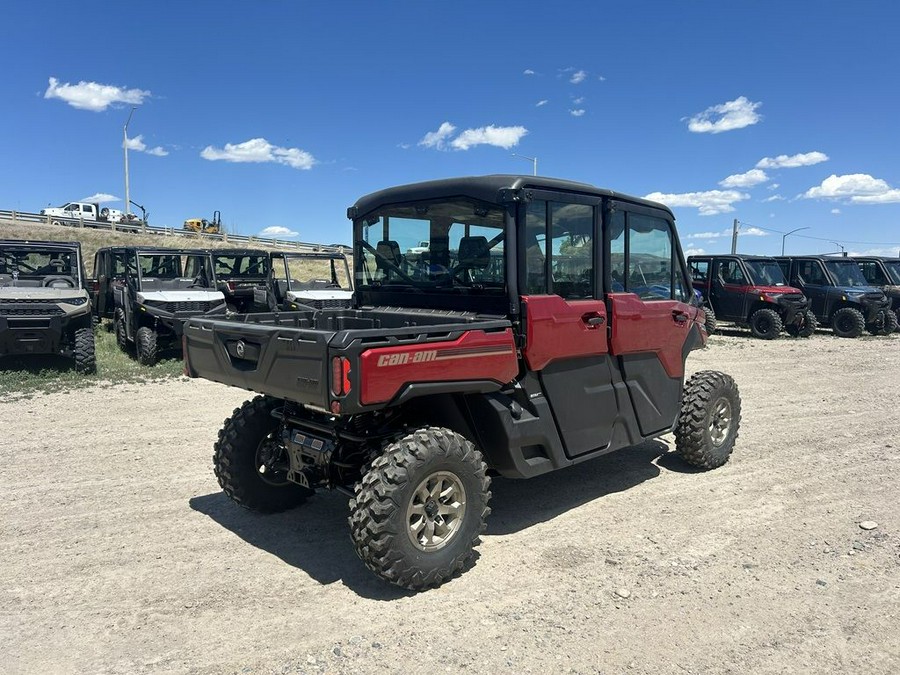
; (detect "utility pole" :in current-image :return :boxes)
[730,218,739,254]
[511,153,538,176]
[123,106,137,217]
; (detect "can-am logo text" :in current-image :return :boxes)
[377,350,437,367]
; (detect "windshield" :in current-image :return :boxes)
[355,198,505,293]
[0,248,80,287]
[883,261,900,284]
[137,253,216,291]
[744,259,788,286]
[824,260,868,287]
[280,255,352,291]
[214,253,270,279]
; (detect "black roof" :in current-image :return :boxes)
[209,248,269,256]
[95,245,214,255]
[273,250,348,260]
[849,255,900,262]
[349,175,674,219]
[773,255,860,261]
[0,239,81,250]
[687,254,779,261]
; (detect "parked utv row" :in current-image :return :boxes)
[688,253,898,339]
[91,246,354,365]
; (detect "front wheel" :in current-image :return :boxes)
[831,307,865,338]
[214,396,311,512]
[785,309,817,338]
[73,326,96,374]
[866,309,898,336]
[135,326,159,365]
[702,304,717,335]
[349,427,491,591]
[749,307,783,340]
[675,371,741,470]
[114,308,128,351]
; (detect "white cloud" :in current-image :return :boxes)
[201,138,315,169]
[536,99,548,107]
[569,109,586,117]
[419,122,457,150]
[685,225,768,240]
[719,169,768,188]
[831,208,841,214]
[801,173,900,204]
[523,69,535,76]
[598,75,607,82]
[768,183,780,190]
[645,189,750,216]
[81,193,119,203]
[756,151,828,169]
[572,96,585,105]
[686,96,762,134]
[762,195,785,202]
[397,143,411,150]
[124,134,168,157]
[44,77,150,112]
[450,125,528,150]
[684,247,706,256]
[259,226,298,238]
[570,70,587,84]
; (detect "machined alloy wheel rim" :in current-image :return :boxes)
[255,435,291,487]
[406,471,467,552]
[709,398,733,447]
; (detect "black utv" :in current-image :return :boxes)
[774,255,895,337]
[210,248,270,313]
[0,239,95,373]
[853,256,900,331]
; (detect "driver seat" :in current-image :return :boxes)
[455,236,490,279]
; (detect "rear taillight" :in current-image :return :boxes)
[91,280,100,293]
[226,282,235,292]
[331,357,351,396]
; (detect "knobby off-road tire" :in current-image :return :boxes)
[895,308,900,333]
[73,326,96,374]
[349,427,491,591]
[785,309,817,338]
[675,371,741,470]
[702,304,717,335]
[831,307,865,338]
[114,308,128,351]
[213,396,311,513]
[749,307,783,340]
[866,309,898,336]
[135,326,158,366]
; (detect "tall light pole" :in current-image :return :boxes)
[781,226,810,255]
[511,153,537,176]
[830,240,845,256]
[123,106,137,216]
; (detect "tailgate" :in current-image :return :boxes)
[183,317,336,406]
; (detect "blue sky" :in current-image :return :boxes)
[3,0,899,256]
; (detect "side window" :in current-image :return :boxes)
[718,260,747,285]
[524,200,594,298]
[112,252,126,276]
[609,211,626,291]
[628,214,677,300]
[777,260,790,279]
[550,202,593,299]
[798,261,825,285]
[859,261,886,285]
[689,260,709,282]
[524,201,547,294]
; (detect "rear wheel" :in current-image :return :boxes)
[703,304,717,335]
[675,371,741,470]
[866,309,898,336]
[349,427,491,591]
[73,327,96,374]
[749,307,783,340]
[214,396,311,512]
[135,326,158,365]
[786,310,817,338]
[831,307,865,338]
[114,308,128,351]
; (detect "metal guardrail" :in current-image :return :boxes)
[0,209,347,253]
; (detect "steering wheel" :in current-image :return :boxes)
[42,275,76,288]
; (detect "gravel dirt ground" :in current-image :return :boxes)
[2,329,899,674]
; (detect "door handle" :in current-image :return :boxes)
[583,314,606,327]
[672,310,689,324]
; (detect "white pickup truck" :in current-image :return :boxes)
[41,201,125,227]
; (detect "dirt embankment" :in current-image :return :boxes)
[2,331,899,674]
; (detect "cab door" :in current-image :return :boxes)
[710,258,749,321]
[606,205,697,437]
[519,194,618,458]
